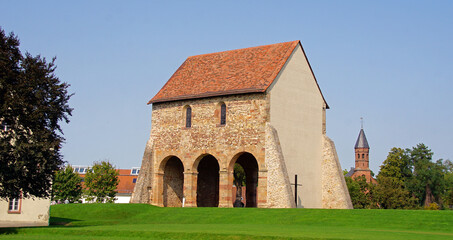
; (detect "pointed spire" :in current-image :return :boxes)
[354,123,369,149]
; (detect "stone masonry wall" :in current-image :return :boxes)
[265,123,295,208]
[146,93,270,207]
[321,135,353,209]
[130,136,154,203]
[133,92,351,208]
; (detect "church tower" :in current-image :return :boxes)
[354,128,370,171]
[348,124,376,183]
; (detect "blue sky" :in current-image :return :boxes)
[1,1,452,173]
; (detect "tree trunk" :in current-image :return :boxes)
[424,184,434,206]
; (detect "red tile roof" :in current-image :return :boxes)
[78,169,137,195]
[117,174,137,194]
[149,41,301,104]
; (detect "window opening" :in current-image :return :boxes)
[8,197,20,213]
[220,103,226,125]
[186,106,192,128]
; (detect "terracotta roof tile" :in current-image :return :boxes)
[78,169,137,194]
[149,41,300,104]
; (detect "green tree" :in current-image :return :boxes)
[406,144,446,207]
[378,148,411,182]
[442,160,453,208]
[0,27,72,199]
[374,148,417,209]
[376,144,448,209]
[52,165,82,203]
[84,161,119,203]
[345,175,376,209]
[374,176,417,209]
[343,169,349,175]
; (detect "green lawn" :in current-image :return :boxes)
[1,204,452,239]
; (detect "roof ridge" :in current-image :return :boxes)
[187,40,300,59]
[148,40,317,104]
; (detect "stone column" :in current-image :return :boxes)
[153,172,164,207]
[257,169,268,208]
[218,170,231,207]
[183,171,197,207]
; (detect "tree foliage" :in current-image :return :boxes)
[0,27,72,199]
[374,176,417,209]
[52,165,82,203]
[406,144,446,206]
[84,161,119,203]
[371,144,450,209]
[442,160,453,207]
[345,175,376,209]
[378,148,411,182]
[346,144,451,209]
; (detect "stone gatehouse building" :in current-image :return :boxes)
[131,41,352,209]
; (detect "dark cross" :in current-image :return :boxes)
[291,174,302,206]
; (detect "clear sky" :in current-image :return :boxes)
[1,1,452,174]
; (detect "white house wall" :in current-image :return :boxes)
[0,197,50,226]
[268,44,324,208]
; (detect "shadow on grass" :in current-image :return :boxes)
[0,228,18,235]
[50,217,81,227]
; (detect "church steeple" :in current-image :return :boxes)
[354,124,370,170]
[354,128,369,149]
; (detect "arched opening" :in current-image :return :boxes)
[196,155,219,207]
[162,156,184,207]
[231,152,258,208]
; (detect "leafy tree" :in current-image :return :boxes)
[343,169,349,175]
[52,165,82,203]
[345,175,376,209]
[374,176,417,209]
[406,144,446,206]
[376,144,449,209]
[375,148,418,209]
[84,161,119,203]
[0,27,72,199]
[441,160,453,208]
[378,148,412,182]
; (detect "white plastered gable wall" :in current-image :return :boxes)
[0,197,50,226]
[267,43,324,208]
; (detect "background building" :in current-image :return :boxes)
[73,166,140,203]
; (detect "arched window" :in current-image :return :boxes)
[186,106,192,128]
[362,154,365,159]
[357,153,360,159]
[220,103,226,125]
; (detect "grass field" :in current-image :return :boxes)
[1,204,452,239]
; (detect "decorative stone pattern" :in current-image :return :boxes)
[265,123,295,208]
[138,93,269,207]
[321,135,353,209]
